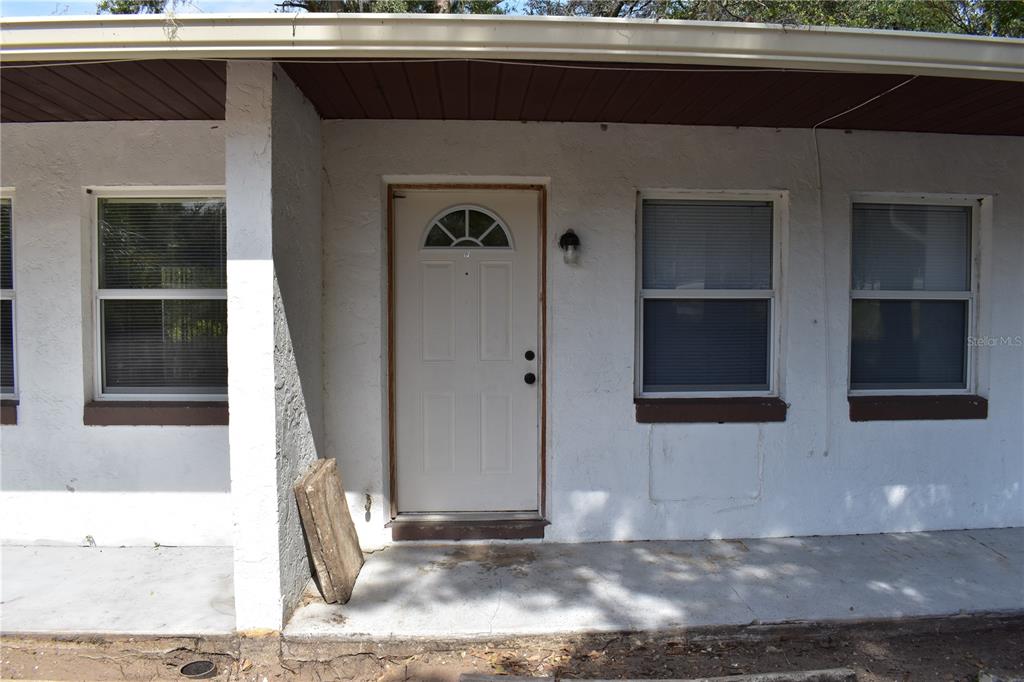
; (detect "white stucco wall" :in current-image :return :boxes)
[226,62,323,631]
[2,114,1021,563]
[321,120,1024,548]
[271,63,323,622]
[0,121,230,547]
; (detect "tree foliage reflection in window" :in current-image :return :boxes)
[424,206,511,248]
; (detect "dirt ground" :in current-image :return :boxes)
[1,615,1021,681]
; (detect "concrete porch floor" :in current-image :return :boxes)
[1,530,1020,640]
[286,528,1024,640]
[1,545,234,635]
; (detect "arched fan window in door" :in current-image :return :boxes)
[423,206,512,249]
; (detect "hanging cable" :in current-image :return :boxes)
[808,74,917,458]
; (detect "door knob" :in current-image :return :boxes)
[524,372,536,385]
[524,350,535,361]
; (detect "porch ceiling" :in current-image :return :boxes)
[2,58,1023,136]
[282,60,1024,135]
[1,60,226,122]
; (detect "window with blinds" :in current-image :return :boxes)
[1,197,14,397]
[96,197,227,398]
[850,202,972,391]
[639,197,776,394]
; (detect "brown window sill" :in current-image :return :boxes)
[84,401,229,426]
[1,399,18,425]
[849,395,987,422]
[635,396,787,424]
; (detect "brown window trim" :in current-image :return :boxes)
[84,401,228,426]
[388,517,548,541]
[635,396,787,424]
[1,399,17,425]
[849,395,987,422]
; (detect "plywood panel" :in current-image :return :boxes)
[294,458,363,604]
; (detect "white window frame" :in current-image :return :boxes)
[91,186,227,402]
[1,188,16,401]
[847,192,983,397]
[635,189,787,399]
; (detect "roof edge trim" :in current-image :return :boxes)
[2,14,1022,82]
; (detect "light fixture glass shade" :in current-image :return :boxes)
[563,244,578,265]
[558,229,581,265]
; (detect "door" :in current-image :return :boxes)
[393,188,541,514]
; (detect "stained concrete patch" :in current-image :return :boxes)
[425,545,539,575]
[285,528,1024,639]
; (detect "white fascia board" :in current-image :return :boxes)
[1,14,1022,81]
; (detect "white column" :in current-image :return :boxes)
[226,60,280,632]
[226,61,322,632]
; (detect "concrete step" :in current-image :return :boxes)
[460,668,858,682]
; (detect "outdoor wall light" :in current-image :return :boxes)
[558,229,581,265]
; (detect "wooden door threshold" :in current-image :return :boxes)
[388,515,548,541]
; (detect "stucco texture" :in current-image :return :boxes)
[224,62,324,630]
[271,63,323,622]
[2,112,1021,558]
[320,120,1024,548]
[0,121,229,547]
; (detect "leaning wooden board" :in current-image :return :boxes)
[294,458,364,603]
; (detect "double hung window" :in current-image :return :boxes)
[1,197,14,399]
[95,193,227,399]
[638,193,781,396]
[850,201,974,393]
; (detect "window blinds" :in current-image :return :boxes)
[852,204,970,292]
[98,199,227,395]
[0,199,11,290]
[101,299,227,393]
[0,301,12,393]
[850,300,967,389]
[643,299,770,391]
[99,199,226,289]
[850,202,971,391]
[1,199,13,394]
[642,200,772,290]
[640,199,774,393]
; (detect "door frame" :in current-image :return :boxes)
[386,182,549,527]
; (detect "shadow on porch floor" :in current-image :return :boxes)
[285,528,1024,640]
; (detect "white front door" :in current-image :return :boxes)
[394,188,540,514]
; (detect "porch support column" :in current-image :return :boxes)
[226,61,323,632]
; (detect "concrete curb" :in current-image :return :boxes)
[979,673,1024,682]
[460,668,858,682]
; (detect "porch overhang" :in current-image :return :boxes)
[2,14,1023,133]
